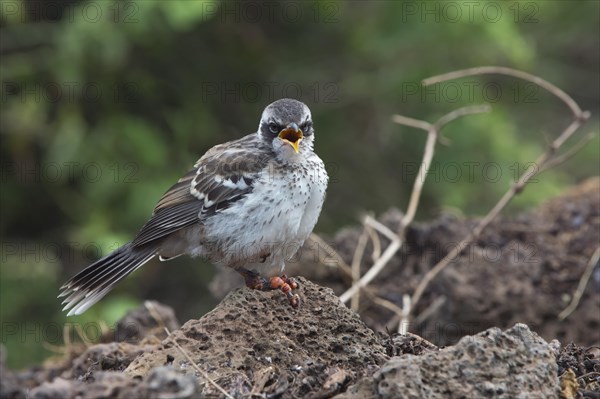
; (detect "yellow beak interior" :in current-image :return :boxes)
[278,127,304,153]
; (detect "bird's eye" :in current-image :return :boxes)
[268,123,279,134]
[301,121,313,132]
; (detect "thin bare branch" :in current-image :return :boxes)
[432,105,492,131]
[365,222,382,261]
[365,292,405,321]
[340,105,491,305]
[164,331,234,399]
[370,296,409,332]
[308,233,353,279]
[399,294,411,334]
[391,114,432,131]
[414,296,447,325]
[364,215,397,242]
[558,246,600,321]
[577,371,600,384]
[423,66,583,118]
[474,114,589,237]
[343,67,590,336]
[351,226,369,310]
[402,105,490,228]
[410,101,590,312]
[339,238,401,303]
[539,131,596,173]
[402,124,436,228]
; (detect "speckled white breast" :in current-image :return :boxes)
[183,155,327,273]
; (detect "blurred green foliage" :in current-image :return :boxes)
[1,0,598,369]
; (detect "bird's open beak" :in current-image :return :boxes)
[278,122,303,153]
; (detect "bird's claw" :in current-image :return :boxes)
[239,269,301,307]
[269,275,301,308]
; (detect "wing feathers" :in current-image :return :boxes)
[131,134,269,248]
[153,170,196,212]
[131,202,201,247]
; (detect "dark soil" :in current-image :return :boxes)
[557,343,600,397]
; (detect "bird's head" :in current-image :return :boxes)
[258,99,314,158]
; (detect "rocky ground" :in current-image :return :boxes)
[2,178,599,398]
[1,288,597,398]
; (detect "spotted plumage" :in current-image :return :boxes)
[59,99,328,315]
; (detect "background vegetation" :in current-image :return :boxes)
[1,0,598,369]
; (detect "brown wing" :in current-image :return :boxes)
[131,135,269,248]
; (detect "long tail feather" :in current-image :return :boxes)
[58,242,156,316]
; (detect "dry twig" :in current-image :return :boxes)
[410,67,590,311]
[558,247,600,321]
[414,296,447,325]
[315,224,406,315]
[364,291,405,325]
[422,66,582,116]
[364,222,382,261]
[399,294,411,335]
[539,131,596,173]
[364,215,397,242]
[338,67,591,334]
[308,233,353,279]
[351,226,369,310]
[339,105,491,304]
[339,236,403,304]
[309,231,405,319]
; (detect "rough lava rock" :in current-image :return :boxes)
[3,180,598,398]
[338,323,561,399]
[3,283,574,398]
[2,280,390,399]
[125,277,389,397]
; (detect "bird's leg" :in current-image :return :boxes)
[269,275,300,308]
[236,268,301,308]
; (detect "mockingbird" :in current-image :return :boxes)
[59,99,328,315]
